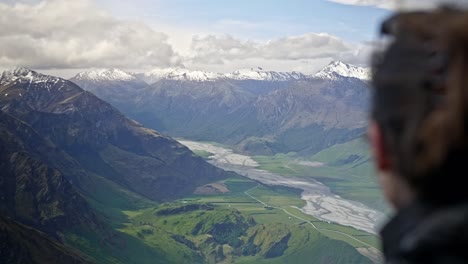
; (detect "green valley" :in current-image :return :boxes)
[90,177,379,263]
[253,138,388,212]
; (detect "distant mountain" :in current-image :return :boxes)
[72,62,367,87]
[73,68,137,82]
[226,67,307,81]
[129,67,307,84]
[247,77,369,154]
[134,68,225,83]
[71,62,369,155]
[313,61,370,80]
[70,69,148,112]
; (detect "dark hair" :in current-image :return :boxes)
[371,7,468,204]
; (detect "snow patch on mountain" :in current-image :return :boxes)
[137,68,225,83]
[136,67,307,83]
[226,67,306,81]
[313,61,370,80]
[0,67,64,86]
[73,69,136,82]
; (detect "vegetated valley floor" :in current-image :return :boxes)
[117,176,381,263]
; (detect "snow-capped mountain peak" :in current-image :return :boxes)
[226,67,306,81]
[136,67,307,83]
[313,61,370,80]
[73,68,137,82]
[137,68,225,83]
[0,67,64,86]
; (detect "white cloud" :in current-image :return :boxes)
[0,0,370,74]
[328,0,392,9]
[327,0,468,10]
[188,33,359,67]
[263,33,351,60]
[335,42,374,66]
[189,35,258,64]
[0,0,181,69]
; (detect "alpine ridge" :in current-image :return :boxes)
[71,61,369,85]
[225,67,307,81]
[73,68,137,82]
[71,61,370,156]
[132,67,308,83]
[134,68,225,83]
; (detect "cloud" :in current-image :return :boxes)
[189,35,258,64]
[335,42,374,66]
[186,33,370,74]
[263,33,351,60]
[189,33,357,65]
[0,0,181,69]
[0,0,370,74]
[328,0,392,9]
[327,0,468,10]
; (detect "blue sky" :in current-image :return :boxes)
[96,0,390,43]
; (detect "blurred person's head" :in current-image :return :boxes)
[370,7,468,209]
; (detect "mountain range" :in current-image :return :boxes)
[74,61,368,83]
[0,67,372,263]
[71,61,370,155]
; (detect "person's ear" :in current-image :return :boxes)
[368,121,391,171]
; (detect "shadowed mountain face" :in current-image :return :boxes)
[0,215,92,264]
[0,68,231,201]
[72,65,370,155]
[0,110,100,236]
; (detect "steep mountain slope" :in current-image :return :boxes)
[247,77,369,154]
[0,215,91,264]
[0,77,107,263]
[0,110,100,236]
[71,62,369,156]
[1,68,231,201]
